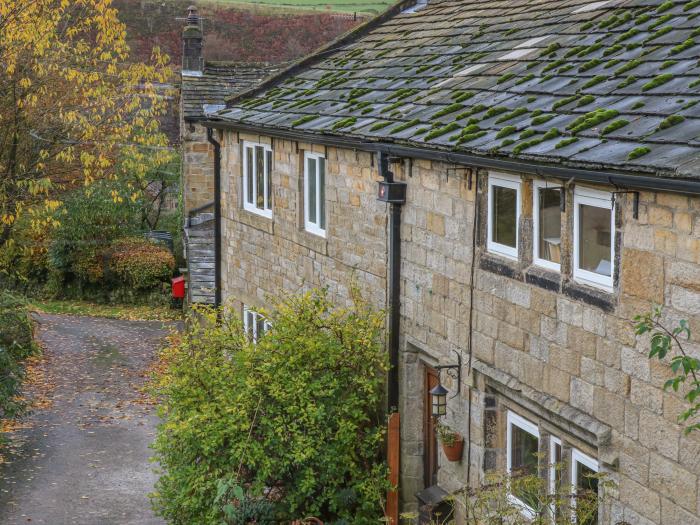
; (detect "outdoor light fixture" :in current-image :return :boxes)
[429,350,462,418]
[430,383,449,417]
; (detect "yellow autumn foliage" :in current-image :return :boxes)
[0,0,174,249]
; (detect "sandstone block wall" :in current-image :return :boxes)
[217,130,700,524]
[219,132,388,314]
[397,160,700,523]
[182,122,216,215]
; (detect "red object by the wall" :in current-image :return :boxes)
[171,276,185,299]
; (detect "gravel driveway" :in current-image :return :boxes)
[0,313,179,525]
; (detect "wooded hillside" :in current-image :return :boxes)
[115,0,364,66]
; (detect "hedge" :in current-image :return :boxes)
[0,292,38,424]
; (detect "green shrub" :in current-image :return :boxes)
[151,289,389,524]
[106,238,175,290]
[0,210,55,288]
[48,179,144,288]
[215,481,277,525]
[0,292,39,423]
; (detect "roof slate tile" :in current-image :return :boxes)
[212,0,700,178]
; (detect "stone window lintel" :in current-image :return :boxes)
[472,359,612,449]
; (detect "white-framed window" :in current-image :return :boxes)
[506,411,540,516]
[549,436,563,520]
[571,449,599,525]
[243,306,271,344]
[533,181,562,272]
[487,172,521,259]
[549,436,562,494]
[573,187,614,291]
[303,151,326,237]
[242,141,272,218]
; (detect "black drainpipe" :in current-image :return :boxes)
[206,127,222,308]
[377,152,407,413]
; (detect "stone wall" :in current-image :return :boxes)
[219,131,388,314]
[396,160,700,523]
[217,129,700,524]
[182,121,215,215]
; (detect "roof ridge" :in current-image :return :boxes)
[221,0,416,108]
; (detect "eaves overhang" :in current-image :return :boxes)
[203,119,700,196]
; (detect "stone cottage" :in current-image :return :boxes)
[179,6,279,304]
[202,0,700,522]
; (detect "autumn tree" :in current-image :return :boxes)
[0,0,173,252]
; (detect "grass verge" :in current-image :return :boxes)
[29,300,183,321]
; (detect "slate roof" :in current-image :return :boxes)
[181,62,281,121]
[213,0,700,179]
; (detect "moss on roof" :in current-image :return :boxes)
[216,0,700,178]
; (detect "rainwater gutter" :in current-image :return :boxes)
[203,121,700,196]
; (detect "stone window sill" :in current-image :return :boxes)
[237,209,274,234]
[480,253,615,312]
[479,253,522,282]
[562,280,615,312]
[291,227,328,256]
[525,266,561,293]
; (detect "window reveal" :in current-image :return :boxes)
[534,182,562,271]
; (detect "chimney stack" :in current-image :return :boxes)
[182,5,203,73]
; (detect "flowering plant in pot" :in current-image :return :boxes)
[436,422,464,461]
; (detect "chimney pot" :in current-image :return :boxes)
[186,5,199,25]
[182,5,203,72]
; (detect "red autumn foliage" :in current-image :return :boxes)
[106,238,175,291]
[114,0,362,66]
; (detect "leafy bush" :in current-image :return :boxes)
[635,306,698,434]
[0,292,38,423]
[401,468,609,524]
[106,238,175,290]
[48,179,144,288]
[0,210,55,289]
[152,289,389,524]
[215,481,277,525]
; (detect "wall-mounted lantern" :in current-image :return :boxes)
[430,383,449,417]
[429,350,462,418]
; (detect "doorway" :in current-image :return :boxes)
[423,365,439,487]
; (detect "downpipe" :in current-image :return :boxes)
[206,127,222,309]
[378,152,407,413]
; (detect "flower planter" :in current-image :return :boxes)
[441,434,464,461]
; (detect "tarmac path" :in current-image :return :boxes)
[0,313,178,525]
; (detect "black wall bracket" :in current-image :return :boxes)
[435,349,462,397]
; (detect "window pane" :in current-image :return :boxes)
[538,188,561,264]
[246,147,254,204]
[319,157,326,230]
[579,204,611,276]
[256,317,266,342]
[255,146,265,209]
[308,157,317,224]
[245,311,255,340]
[552,441,562,488]
[511,425,539,507]
[494,186,517,248]
[551,441,562,519]
[576,462,598,525]
[266,150,272,211]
